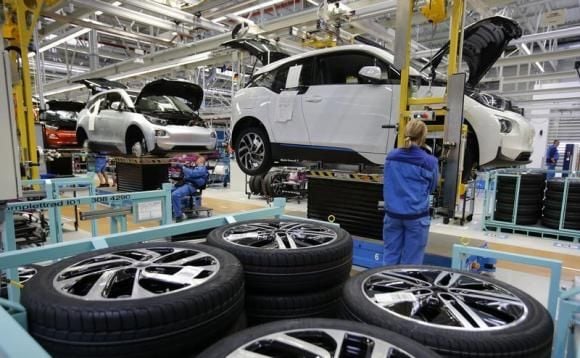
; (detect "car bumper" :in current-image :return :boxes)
[152,126,217,152]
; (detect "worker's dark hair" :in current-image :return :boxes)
[553,139,560,144]
[404,119,428,149]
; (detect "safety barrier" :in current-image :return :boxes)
[0,198,290,357]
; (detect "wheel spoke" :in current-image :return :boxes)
[84,270,118,299]
[377,272,431,287]
[271,334,332,358]
[448,293,489,328]
[130,269,155,298]
[448,288,523,305]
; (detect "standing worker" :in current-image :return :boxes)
[546,139,560,179]
[171,156,209,222]
[382,119,439,265]
[95,153,109,188]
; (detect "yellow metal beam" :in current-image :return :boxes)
[396,0,415,148]
[2,0,63,178]
[408,97,446,106]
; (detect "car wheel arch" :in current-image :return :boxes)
[232,117,271,148]
[125,125,147,154]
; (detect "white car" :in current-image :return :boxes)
[230,16,534,176]
[76,78,216,156]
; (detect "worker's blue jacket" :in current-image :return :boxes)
[182,166,208,187]
[383,145,439,220]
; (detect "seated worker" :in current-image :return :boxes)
[95,154,109,187]
[172,156,208,221]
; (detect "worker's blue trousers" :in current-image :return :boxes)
[171,184,196,218]
[382,214,431,265]
[546,164,556,179]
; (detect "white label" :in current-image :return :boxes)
[276,91,297,122]
[374,292,418,306]
[286,64,302,89]
[137,200,162,221]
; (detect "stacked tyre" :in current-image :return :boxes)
[207,219,352,325]
[21,243,245,357]
[342,265,554,357]
[542,178,580,230]
[261,171,285,197]
[494,173,545,225]
[248,174,266,196]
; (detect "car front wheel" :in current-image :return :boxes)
[235,126,272,175]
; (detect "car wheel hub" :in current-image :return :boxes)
[238,132,265,170]
[222,221,338,250]
[53,247,219,300]
[362,268,527,331]
[228,327,416,358]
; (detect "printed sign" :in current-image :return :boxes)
[136,200,163,221]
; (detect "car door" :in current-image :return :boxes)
[97,92,126,148]
[267,60,312,146]
[301,51,396,164]
[85,93,106,143]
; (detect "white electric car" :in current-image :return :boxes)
[230,16,534,176]
[76,78,216,156]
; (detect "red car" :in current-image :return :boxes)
[41,101,85,149]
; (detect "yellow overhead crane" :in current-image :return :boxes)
[395,0,467,221]
[1,0,62,179]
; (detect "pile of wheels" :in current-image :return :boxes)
[0,265,39,298]
[248,169,307,200]
[542,178,580,230]
[494,172,545,225]
[207,219,352,325]
[16,220,554,357]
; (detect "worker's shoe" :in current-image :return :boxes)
[174,214,187,223]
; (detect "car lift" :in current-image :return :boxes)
[308,0,469,236]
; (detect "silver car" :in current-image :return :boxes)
[76,78,216,156]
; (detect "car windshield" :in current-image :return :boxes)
[136,95,195,114]
[42,110,79,130]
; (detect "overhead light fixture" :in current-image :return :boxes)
[109,51,213,80]
[95,10,103,15]
[213,0,284,23]
[112,1,122,6]
[306,0,318,5]
[38,28,92,53]
[520,44,544,73]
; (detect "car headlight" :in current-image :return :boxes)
[495,116,513,133]
[144,115,167,126]
[155,130,167,137]
[210,131,217,139]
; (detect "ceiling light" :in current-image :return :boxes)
[109,51,213,80]
[38,28,92,53]
[95,10,103,15]
[213,0,284,23]
[112,1,122,6]
[520,43,532,55]
[535,62,545,73]
[306,0,318,5]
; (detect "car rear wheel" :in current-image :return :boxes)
[235,126,272,176]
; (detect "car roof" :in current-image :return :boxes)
[253,44,421,76]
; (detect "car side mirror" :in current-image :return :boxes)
[358,66,386,84]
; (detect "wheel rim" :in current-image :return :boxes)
[270,174,284,196]
[1,266,38,289]
[227,327,416,358]
[222,221,337,249]
[362,268,528,331]
[237,132,265,171]
[53,247,219,300]
[131,141,144,156]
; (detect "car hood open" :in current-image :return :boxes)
[135,79,204,111]
[222,38,289,65]
[420,16,522,87]
[76,78,128,94]
[46,100,85,112]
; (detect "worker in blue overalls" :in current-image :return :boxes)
[383,119,439,265]
[95,154,109,187]
[172,156,208,222]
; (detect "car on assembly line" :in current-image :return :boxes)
[40,100,85,149]
[76,78,216,156]
[230,16,534,177]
